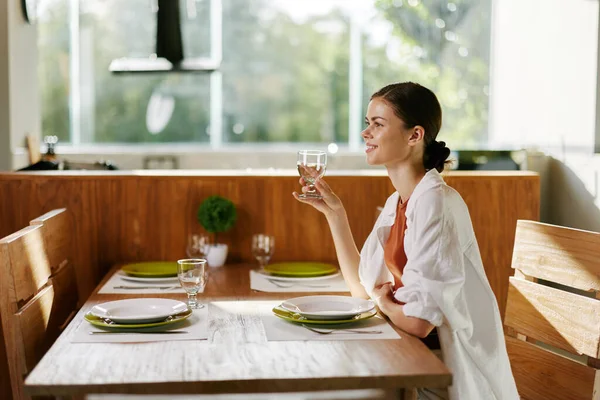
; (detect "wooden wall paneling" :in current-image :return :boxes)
[445,175,540,319]
[265,176,334,263]
[226,176,266,263]
[333,176,395,252]
[0,172,540,309]
[72,179,103,299]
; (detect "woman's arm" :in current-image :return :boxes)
[325,208,369,299]
[373,283,435,338]
[293,176,369,299]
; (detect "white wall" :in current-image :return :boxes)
[491,0,600,232]
[490,0,599,151]
[0,0,40,171]
[0,0,11,170]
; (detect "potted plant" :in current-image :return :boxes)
[197,195,237,267]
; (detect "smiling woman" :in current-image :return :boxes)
[365,82,450,172]
[294,82,520,399]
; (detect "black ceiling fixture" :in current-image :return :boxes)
[110,0,220,74]
[21,0,37,24]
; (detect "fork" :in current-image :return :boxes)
[301,324,383,335]
[267,279,330,289]
[112,285,179,290]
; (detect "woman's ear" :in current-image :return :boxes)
[407,125,425,146]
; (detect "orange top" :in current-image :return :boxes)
[384,197,409,291]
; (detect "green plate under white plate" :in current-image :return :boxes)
[84,308,192,329]
[272,306,377,325]
[263,262,338,277]
[121,262,178,278]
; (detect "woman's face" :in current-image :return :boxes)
[362,97,420,167]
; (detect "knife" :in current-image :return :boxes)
[112,285,178,290]
[89,330,188,335]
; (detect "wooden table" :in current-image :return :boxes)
[24,264,452,397]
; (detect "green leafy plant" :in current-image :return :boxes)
[197,196,237,243]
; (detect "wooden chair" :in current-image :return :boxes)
[504,220,600,400]
[0,209,78,400]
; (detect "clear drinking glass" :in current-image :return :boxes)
[177,258,207,309]
[297,150,327,199]
[252,234,275,268]
[186,233,211,258]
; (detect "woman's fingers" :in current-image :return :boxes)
[301,185,316,194]
[292,192,328,209]
[315,179,336,201]
[316,177,331,191]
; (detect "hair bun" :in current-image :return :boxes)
[424,140,451,173]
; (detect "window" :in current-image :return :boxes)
[38,0,492,148]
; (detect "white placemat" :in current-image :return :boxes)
[99,271,205,294]
[71,305,209,343]
[258,302,401,341]
[250,270,349,293]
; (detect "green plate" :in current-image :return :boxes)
[84,308,192,329]
[263,262,338,277]
[272,306,377,325]
[121,262,178,278]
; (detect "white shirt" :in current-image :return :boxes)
[358,169,519,400]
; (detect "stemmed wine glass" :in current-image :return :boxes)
[252,234,275,268]
[297,150,327,199]
[177,259,207,309]
[186,234,211,258]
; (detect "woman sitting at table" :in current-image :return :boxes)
[294,82,519,400]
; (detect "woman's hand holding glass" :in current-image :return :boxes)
[293,174,345,218]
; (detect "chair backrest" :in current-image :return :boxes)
[505,220,600,400]
[0,210,78,400]
[29,208,71,272]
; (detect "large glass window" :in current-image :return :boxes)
[38,0,491,148]
[38,0,70,143]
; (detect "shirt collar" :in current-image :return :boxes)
[378,169,446,229]
[405,169,445,217]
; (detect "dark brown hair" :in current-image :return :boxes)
[371,82,451,172]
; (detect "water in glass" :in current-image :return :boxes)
[177,258,206,309]
[252,234,275,268]
[297,150,327,199]
[186,234,211,258]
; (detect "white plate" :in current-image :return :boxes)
[90,298,188,324]
[256,270,341,282]
[280,295,375,320]
[118,271,180,284]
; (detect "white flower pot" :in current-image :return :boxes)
[205,244,228,267]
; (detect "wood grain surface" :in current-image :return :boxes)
[24,263,451,397]
[506,336,597,400]
[506,220,600,399]
[0,215,79,400]
[0,171,540,320]
[505,277,600,357]
[511,220,600,291]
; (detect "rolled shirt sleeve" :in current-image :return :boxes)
[393,189,467,330]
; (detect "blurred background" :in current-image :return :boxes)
[2,0,600,230]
